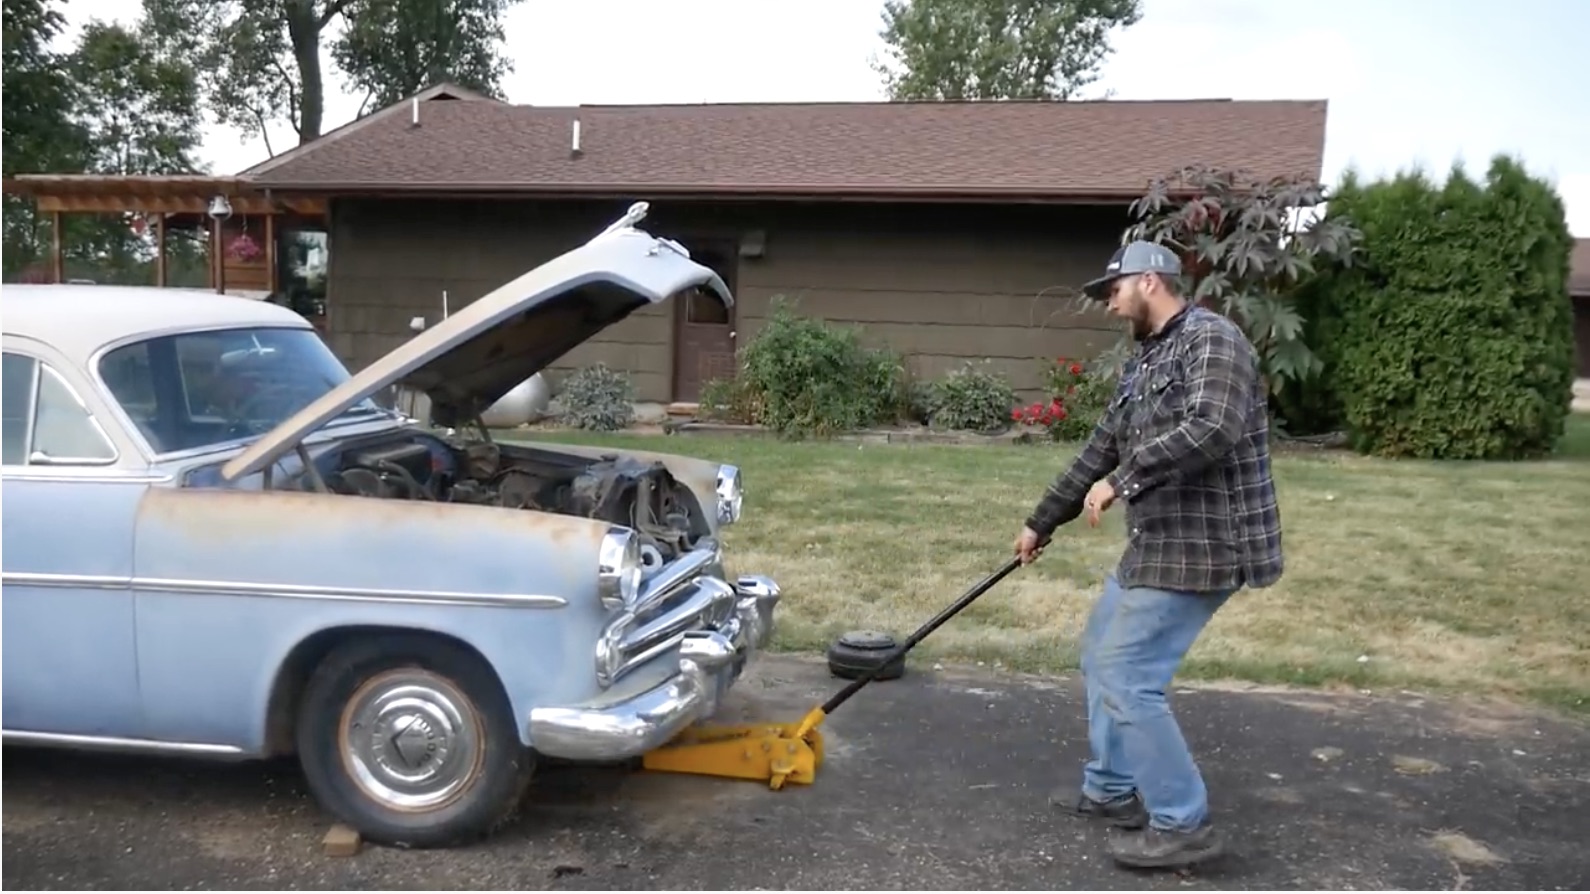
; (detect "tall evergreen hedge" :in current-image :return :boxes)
[1303,155,1576,460]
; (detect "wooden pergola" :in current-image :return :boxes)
[2,173,328,292]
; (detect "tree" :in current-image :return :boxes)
[333,0,518,115]
[142,0,349,155]
[141,0,520,156]
[873,0,1142,101]
[62,18,209,284]
[69,21,206,177]
[2,0,88,279]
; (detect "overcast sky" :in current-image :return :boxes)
[53,0,1590,235]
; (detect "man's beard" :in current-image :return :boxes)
[1126,302,1152,340]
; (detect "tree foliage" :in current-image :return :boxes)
[1122,165,1363,406]
[141,0,520,154]
[59,18,209,283]
[3,0,85,176]
[141,0,349,152]
[332,0,517,112]
[873,0,1142,101]
[3,0,85,278]
[68,21,206,177]
[1297,157,1576,460]
[3,0,208,283]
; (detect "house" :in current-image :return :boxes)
[6,85,1330,404]
[1572,238,1590,382]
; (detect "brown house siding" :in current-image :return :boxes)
[1574,295,1590,379]
[323,197,1132,404]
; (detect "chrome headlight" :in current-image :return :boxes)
[715,463,743,525]
[597,527,643,611]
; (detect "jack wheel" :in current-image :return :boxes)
[826,629,906,681]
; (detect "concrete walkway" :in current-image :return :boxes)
[4,655,1586,890]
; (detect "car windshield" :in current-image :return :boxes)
[99,326,385,455]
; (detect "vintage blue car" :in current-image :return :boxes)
[0,204,782,848]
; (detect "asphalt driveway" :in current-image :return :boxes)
[4,654,1587,890]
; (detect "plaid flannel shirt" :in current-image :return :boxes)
[1025,305,1284,594]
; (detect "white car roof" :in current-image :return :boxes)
[1,284,314,367]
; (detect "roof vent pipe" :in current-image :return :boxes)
[411,97,420,127]
[571,117,582,156]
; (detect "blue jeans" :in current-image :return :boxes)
[1078,572,1236,832]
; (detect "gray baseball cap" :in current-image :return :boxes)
[1081,240,1182,300]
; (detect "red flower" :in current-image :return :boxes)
[1010,407,1023,421]
[1069,362,1083,376]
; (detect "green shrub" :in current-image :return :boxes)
[923,360,1017,432]
[557,363,636,431]
[697,375,761,425]
[1310,155,1576,459]
[736,301,906,437]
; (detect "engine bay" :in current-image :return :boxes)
[319,434,710,569]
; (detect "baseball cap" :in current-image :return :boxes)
[1081,240,1182,300]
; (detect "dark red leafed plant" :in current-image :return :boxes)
[1123,165,1363,401]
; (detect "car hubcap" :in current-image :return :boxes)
[339,671,483,812]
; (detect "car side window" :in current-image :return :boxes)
[1,350,118,465]
[2,352,39,465]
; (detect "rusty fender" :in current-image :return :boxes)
[133,485,611,609]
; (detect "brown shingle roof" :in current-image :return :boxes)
[1572,239,1590,296]
[243,87,1328,200]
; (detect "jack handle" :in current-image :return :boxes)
[814,536,1049,720]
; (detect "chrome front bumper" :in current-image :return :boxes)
[526,574,781,762]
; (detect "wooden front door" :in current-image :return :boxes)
[673,243,738,403]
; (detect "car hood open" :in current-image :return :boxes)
[219,202,731,484]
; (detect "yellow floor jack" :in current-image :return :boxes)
[640,552,1033,790]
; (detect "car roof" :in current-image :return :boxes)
[2,284,314,367]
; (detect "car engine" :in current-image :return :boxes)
[321,435,707,569]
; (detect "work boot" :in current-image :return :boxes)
[1108,822,1225,869]
[1049,788,1148,829]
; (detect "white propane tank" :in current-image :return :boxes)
[480,373,552,428]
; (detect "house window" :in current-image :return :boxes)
[685,288,731,325]
[1,351,118,465]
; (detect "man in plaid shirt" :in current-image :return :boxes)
[1013,240,1284,870]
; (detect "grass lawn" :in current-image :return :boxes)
[512,413,1590,714]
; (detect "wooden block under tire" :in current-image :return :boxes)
[322,823,362,857]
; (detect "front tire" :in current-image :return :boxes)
[296,633,534,848]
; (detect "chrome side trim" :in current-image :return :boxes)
[0,572,568,609]
[0,470,172,484]
[1,572,127,591]
[1,729,245,756]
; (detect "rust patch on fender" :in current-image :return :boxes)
[136,485,609,552]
